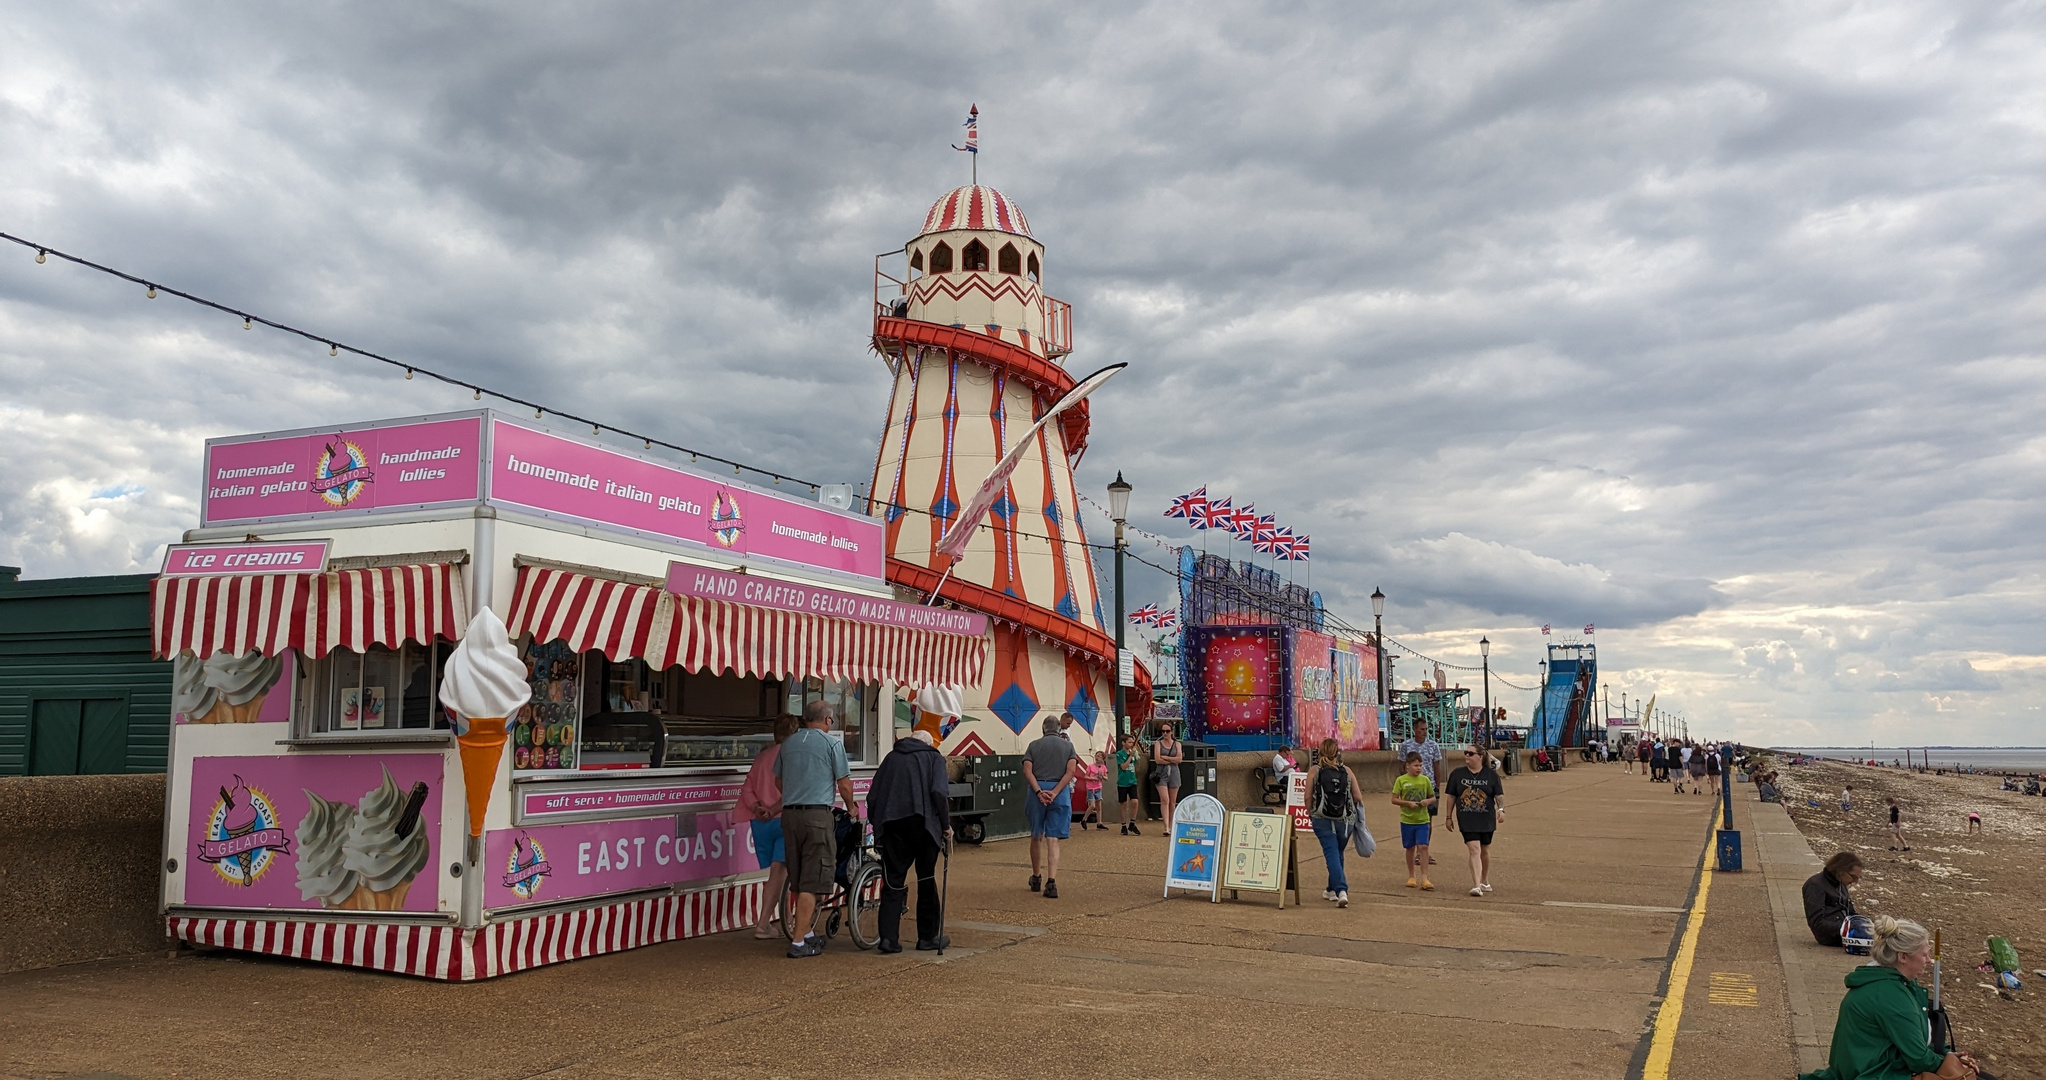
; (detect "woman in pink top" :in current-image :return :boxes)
[736,715,800,938]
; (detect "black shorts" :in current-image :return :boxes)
[1462,830,1494,847]
[1117,784,1138,801]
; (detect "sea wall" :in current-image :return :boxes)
[0,774,165,974]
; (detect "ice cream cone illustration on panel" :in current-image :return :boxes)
[175,650,283,723]
[291,766,430,910]
[439,608,532,839]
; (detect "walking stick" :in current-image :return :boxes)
[937,832,950,957]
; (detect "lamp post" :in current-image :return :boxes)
[1107,472,1133,739]
[1371,588,1387,740]
[1479,636,1491,751]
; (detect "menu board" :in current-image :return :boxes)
[515,641,581,772]
[1164,793,1225,897]
[1220,811,1291,907]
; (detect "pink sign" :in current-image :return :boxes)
[484,810,756,910]
[184,754,443,913]
[489,419,883,581]
[203,417,483,525]
[521,780,744,821]
[163,540,330,576]
[665,563,987,636]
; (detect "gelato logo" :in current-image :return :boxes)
[197,776,291,886]
[710,489,744,548]
[501,833,553,900]
[311,441,375,507]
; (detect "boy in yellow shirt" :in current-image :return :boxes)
[1391,752,1438,890]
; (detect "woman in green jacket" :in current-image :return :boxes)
[1800,916,1987,1079]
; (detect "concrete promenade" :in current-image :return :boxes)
[0,764,1830,1080]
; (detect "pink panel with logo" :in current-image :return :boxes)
[483,811,757,910]
[184,754,443,912]
[202,417,483,525]
[488,419,882,580]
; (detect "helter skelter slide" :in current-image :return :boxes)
[1529,642,1597,749]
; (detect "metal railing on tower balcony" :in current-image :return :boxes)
[1041,295,1072,358]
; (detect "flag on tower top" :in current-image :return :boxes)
[1129,604,1159,625]
[1541,624,1551,635]
[1164,486,1208,521]
[952,104,979,154]
[1228,503,1259,539]
[1584,623,1595,635]
[1156,610,1178,629]
[1196,496,1234,531]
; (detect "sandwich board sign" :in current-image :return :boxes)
[1164,793,1224,897]
[1219,809,1292,908]
[1288,771,1311,831]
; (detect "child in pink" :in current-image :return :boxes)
[1079,752,1109,831]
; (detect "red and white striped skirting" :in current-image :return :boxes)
[507,563,985,687]
[151,562,467,660]
[168,878,763,981]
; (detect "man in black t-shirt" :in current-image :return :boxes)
[1444,746,1505,897]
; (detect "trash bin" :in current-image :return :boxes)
[1141,742,1218,820]
[1502,748,1521,776]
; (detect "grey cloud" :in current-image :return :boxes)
[1,1,2042,743]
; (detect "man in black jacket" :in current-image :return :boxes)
[864,730,952,953]
[1802,851,1862,946]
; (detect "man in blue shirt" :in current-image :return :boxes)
[775,700,859,958]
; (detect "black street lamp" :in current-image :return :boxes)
[1370,587,1387,738]
[1479,636,1491,751]
[1107,472,1133,738]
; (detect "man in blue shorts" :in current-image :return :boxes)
[1022,716,1080,899]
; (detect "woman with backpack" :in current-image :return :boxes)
[1305,738,1369,907]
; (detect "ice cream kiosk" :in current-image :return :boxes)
[155,409,986,980]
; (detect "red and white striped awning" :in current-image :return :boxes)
[151,563,467,660]
[504,565,665,661]
[506,564,986,688]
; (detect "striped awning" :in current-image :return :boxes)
[504,565,665,661]
[151,563,467,660]
[506,564,986,688]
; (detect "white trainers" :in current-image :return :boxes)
[1322,890,1336,901]
[1480,883,1493,893]
[1336,891,1349,907]
[1469,886,1484,897]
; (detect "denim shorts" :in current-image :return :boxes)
[1400,822,1431,849]
[1024,781,1072,839]
[750,818,785,869]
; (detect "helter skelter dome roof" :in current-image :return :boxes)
[919,185,1033,240]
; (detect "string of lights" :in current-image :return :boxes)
[1,231,823,493]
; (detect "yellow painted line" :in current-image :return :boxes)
[1643,846,1715,1079]
[1708,971,1759,1007]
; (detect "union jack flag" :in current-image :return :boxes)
[1129,605,1159,624]
[1268,527,1296,558]
[1227,502,1260,539]
[1164,486,1208,521]
[1196,496,1234,531]
[1541,624,1551,635]
[1584,623,1595,635]
[952,104,978,154]
[1251,532,1281,555]
[1155,611,1178,630]
[1288,534,1311,561]
[1251,515,1280,545]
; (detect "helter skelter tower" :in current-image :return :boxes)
[868,178,1123,757]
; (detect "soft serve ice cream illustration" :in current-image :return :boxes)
[290,766,431,910]
[173,650,284,723]
[438,608,533,838]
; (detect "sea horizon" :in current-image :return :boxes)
[1773,745,2046,771]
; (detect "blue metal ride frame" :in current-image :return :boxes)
[1529,643,1597,748]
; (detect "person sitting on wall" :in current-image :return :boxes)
[1803,851,1862,947]
[1800,916,1992,1080]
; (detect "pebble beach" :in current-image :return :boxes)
[1779,757,2045,1077]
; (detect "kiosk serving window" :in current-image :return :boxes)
[509,640,880,773]
[298,642,455,734]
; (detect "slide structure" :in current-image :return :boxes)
[1529,643,1597,748]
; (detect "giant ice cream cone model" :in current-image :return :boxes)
[439,608,533,838]
[870,184,1117,756]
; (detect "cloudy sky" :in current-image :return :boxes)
[3,2,2041,745]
